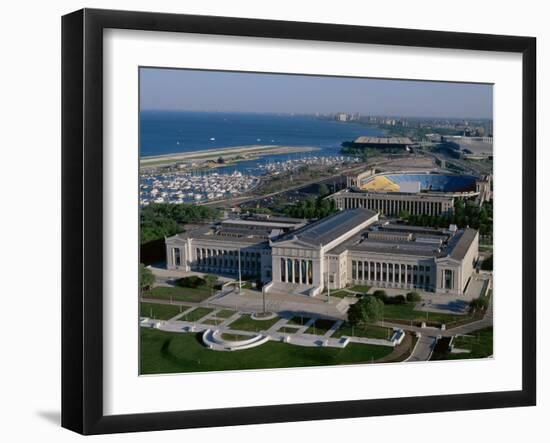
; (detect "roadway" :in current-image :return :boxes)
[406,335,437,362]
[198,156,406,208]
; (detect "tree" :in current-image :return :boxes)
[282,195,337,219]
[140,203,221,244]
[318,183,330,197]
[348,295,384,326]
[481,254,493,271]
[372,289,388,304]
[203,274,219,296]
[176,275,205,288]
[139,263,154,294]
[392,294,406,305]
[247,207,272,215]
[469,296,489,313]
[406,291,422,302]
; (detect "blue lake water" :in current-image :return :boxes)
[140,111,383,175]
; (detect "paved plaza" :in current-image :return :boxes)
[141,305,398,350]
[208,288,351,320]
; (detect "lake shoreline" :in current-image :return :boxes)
[140,144,322,167]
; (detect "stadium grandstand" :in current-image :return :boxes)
[359,172,478,193]
[328,171,491,216]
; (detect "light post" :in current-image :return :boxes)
[326,272,331,304]
[238,248,242,294]
[262,285,266,315]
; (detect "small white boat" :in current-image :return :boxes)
[210,137,215,141]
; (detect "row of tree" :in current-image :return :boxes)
[403,200,493,237]
[282,195,337,219]
[139,265,220,296]
[140,203,221,244]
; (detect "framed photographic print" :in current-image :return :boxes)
[61,8,536,435]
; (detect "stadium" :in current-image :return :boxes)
[328,171,491,216]
[358,172,478,193]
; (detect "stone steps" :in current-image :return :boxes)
[267,282,316,297]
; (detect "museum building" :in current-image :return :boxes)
[166,209,479,297]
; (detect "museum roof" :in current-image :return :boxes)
[447,228,478,261]
[168,223,272,246]
[278,208,378,247]
[221,219,304,229]
[326,223,477,260]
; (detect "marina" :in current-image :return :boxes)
[139,155,361,206]
[140,170,259,206]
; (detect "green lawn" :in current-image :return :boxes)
[332,323,393,340]
[214,309,235,318]
[286,315,312,326]
[140,328,394,374]
[276,325,302,334]
[304,319,336,335]
[147,285,212,303]
[347,285,371,293]
[180,307,214,322]
[227,314,281,332]
[219,332,253,341]
[140,302,185,320]
[327,290,351,299]
[382,303,463,326]
[432,327,493,360]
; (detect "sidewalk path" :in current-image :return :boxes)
[374,292,493,338]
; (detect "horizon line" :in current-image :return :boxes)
[140,109,493,121]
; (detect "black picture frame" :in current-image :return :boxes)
[61,8,537,435]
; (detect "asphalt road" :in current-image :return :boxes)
[407,335,437,362]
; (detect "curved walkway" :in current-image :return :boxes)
[203,329,269,351]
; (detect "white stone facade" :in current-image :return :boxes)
[165,211,479,297]
[328,189,456,216]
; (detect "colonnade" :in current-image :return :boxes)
[351,259,432,289]
[338,196,447,216]
[279,257,313,285]
[194,247,261,275]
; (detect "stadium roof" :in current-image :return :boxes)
[353,136,413,145]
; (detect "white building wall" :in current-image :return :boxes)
[166,226,478,297]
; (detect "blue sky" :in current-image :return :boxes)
[140,68,493,119]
